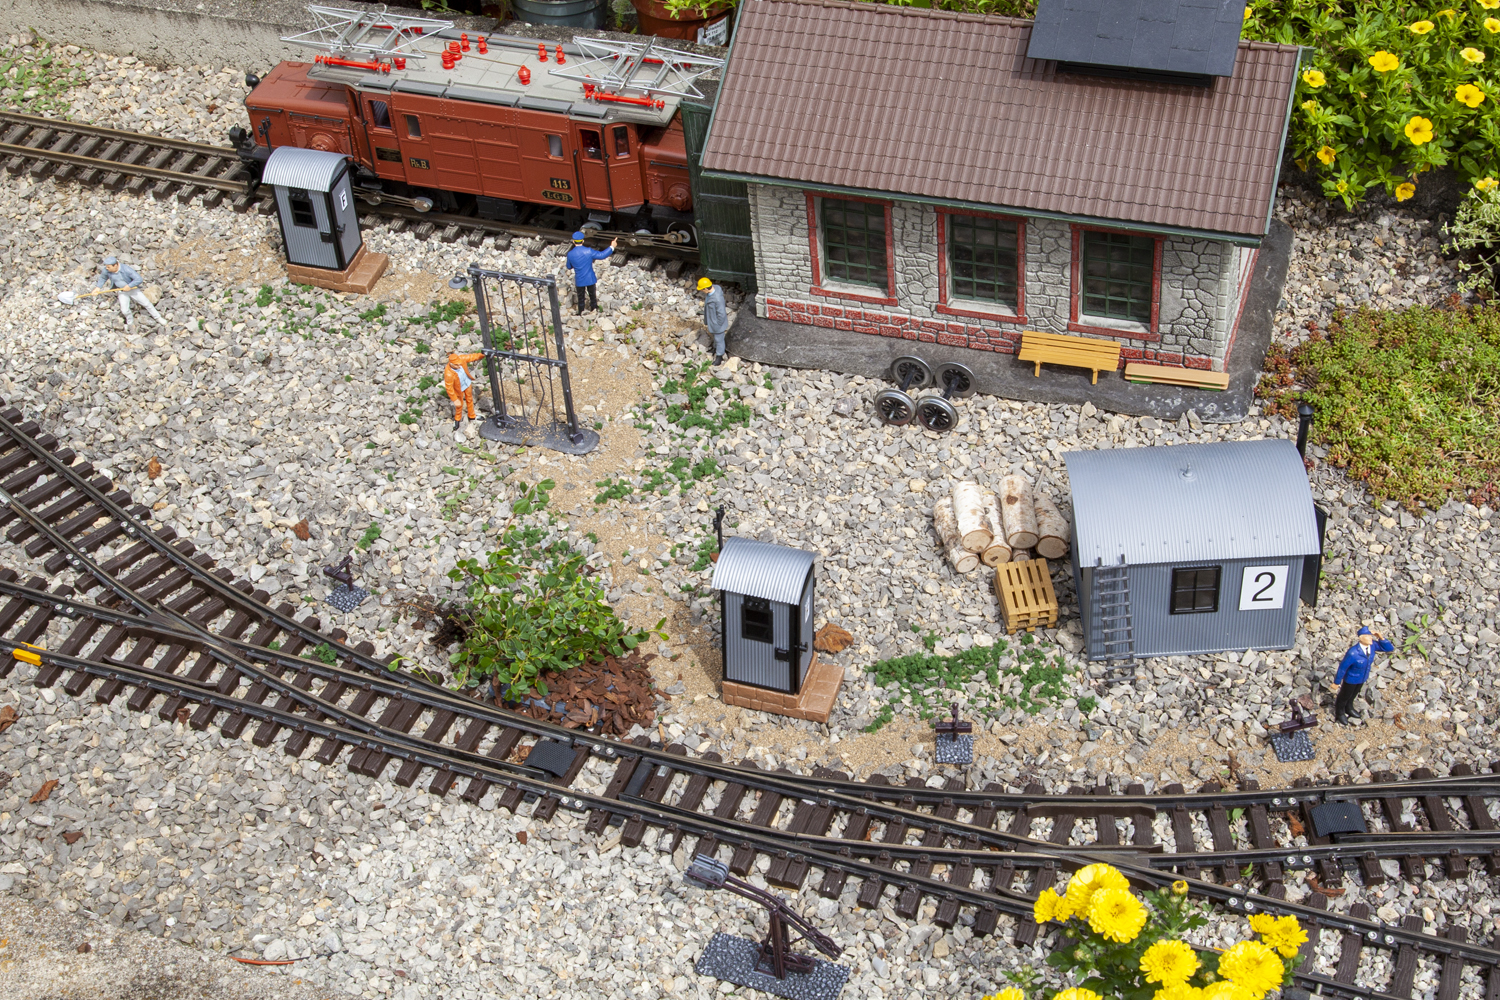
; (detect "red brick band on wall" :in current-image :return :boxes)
[762,297,1213,370]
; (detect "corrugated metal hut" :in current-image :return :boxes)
[1064,439,1323,660]
[262,146,363,271]
[711,537,816,694]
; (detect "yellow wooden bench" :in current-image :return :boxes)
[1017,330,1122,385]
[1123,362,1230,390]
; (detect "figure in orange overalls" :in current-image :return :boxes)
[445,351,487,428]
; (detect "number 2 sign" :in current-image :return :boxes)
[1238,565,1289,611]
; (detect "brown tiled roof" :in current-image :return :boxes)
[701,0,1302,240]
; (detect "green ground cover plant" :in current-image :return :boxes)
[0,40,86,116]
[446,482,665,695]
[862,631,1080,732]
[1258,302,1500,509]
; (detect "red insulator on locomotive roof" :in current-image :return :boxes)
[556,45,565,64]
[393,56,406,70]
[460,33,470,51]
[441,51,455,69]
[477,36,488,53]
[538,42,547,61]
[449,40,461,53]
[518,65,531,85]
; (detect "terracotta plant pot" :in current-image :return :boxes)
[628,0,732,43]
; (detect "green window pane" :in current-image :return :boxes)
[1080,230,1154,324]
[820,198,888,288]
[948,215,1018,309]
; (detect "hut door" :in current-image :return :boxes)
[329,173,362,269]
[726,595,793,693]
[796,574,815,687]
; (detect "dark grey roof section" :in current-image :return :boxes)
[393,79,447,97]
[1064,439,1320,566]
[261,147,350,192]
[1026,0,1248,77]
[711,537,816,605]
[444,85,518,106]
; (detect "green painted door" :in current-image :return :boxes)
[680,99,756,292]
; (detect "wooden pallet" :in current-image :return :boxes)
[1123,362,1229,390]
[995,558,1058,634]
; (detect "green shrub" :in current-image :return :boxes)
[446,484,665,694]
[1257,303,1500,508]
[1444,185,1500,294]
[1244,0,1500,207]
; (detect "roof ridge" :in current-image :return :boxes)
[757,0,1034,29]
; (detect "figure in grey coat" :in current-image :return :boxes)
[96,256,166,327]
[698,277,728,364]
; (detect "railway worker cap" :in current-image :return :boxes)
[571,231,587,243]
[1357,626,1373,635]
[102,256,118,266]
[697,277,713,291]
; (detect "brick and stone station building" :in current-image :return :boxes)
[701,0,1302,410]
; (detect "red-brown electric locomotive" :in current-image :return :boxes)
[231,9,723,242]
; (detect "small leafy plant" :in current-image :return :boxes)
[357,522,382,550]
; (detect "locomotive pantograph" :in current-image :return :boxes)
[231,6,724,246]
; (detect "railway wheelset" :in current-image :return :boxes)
[873,356,977,432]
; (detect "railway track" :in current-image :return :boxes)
[1,400,1500,998]
[0,110,699,270]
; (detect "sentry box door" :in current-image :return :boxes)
[329,168,363,269]
[723,594,798,694]
[276,186,340,270]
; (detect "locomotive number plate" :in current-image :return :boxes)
[549,177,571,190]
[408,157,430,170]
[542,190,573,203]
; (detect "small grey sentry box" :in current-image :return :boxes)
[711,537,816,695]
[262,146,364,272]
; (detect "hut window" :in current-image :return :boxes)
[741,596,774,643]
[1081,230,1155,324]
[1169,566,1221,614]
[288,190,316,229]
[820,197,887,288]
[948,213,1020,308]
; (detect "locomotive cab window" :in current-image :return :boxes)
[368,100,392,131]
[612,125,630,157]
[288,189,316,229]
[1169,566,1221,615]
[547,134,563,158]
[740,597,774,644]
[581,129,603,161]
[404,114,422,139]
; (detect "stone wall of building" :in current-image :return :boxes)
[747,182,1254,372]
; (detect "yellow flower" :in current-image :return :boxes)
[1156,987,1206,1000]
[1302,99,1320,113]
[1172,880,1189,896]
[1437,7,1457,17]
[1408,19,1435,32]
[1369,51,1400,72]
[1336,180,1349,193]
[1243,5,1252,18]
[1461,46,1486,62]
[1141,939,1202,985]
[1033,889,1062,924]
[1404,116,1435,144]
[1476,176,1499,191]
[1249,913,1309,957]
[1301,68,1326,87]
[1396,182,1417,201]
[1064,863,1130,915]
[1218,940,1286,1000]
[1203,983,1254,1000]
[986,991,1025,1000]
[1054,989,1103,1000]
[1482,0,1500,8]
[1487,16,1500,31]
[1088,886,1149,943]
[1457,82,1487,106]
[1316,145,1337,165]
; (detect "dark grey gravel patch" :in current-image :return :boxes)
[1270,730,1316,763]
[935,734,974,765]
[324,584,369,613]
[695,932,851,1000]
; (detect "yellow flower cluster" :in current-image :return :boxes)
[1396,182,1417,201]
[1408,19,1435,33]
[1461,46,1486,62]
[1457,83,1488,107]
[1487,16,1500,32]
[1404,115,1435,144]
[1054,990,1102,1000]
[1218,940,1285,1000]
[1301,68,1327,88]
[1316,144,1338,165]
[1369,50,1400,72]
[1483,0,1500,10]
[983,990,1025,1000]
[1033,864,1146,942]
[1247,913,1309,958]
[1141,939,1201,985]
[1477,176,1499,191]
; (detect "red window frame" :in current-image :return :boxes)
[936,209,1027,323]
[805,192,898,307]
[1069,223,1163,341]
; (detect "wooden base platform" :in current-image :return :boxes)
[284,244,388,295]
[721,653,844,724]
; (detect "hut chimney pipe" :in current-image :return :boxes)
[1295,401,1315,457]
[714,506,725,552]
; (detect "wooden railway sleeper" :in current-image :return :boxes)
[855,850,894,909]
[667,752,722,852]
[1014,860,1057,947]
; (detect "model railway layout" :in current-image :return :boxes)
[0,109,698,272]
[0,400,1498,998]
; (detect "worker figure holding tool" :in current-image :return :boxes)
[58,256,167,327]
[1333,626,1393,725]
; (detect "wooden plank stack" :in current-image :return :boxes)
[996,559,1059,634]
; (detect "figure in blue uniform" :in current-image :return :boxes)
[1333,626,1393,724]
[564,231,616,314]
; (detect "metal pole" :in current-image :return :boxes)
[546,278,585,444]
[470,265,508,427]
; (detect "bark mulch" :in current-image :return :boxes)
[497,651,659,736]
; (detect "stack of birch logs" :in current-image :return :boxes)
[931,476,1070,574]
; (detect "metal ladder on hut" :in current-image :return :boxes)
[1091,555,1136,673]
